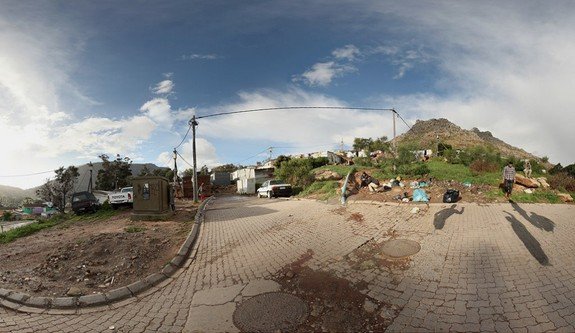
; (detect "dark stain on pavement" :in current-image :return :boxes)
[433,204,465,230]
[511,202,555,232]
[505,212,550,266]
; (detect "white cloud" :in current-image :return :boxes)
[364,1,575,164]
[140,98,173,126]
[295,62,356,87]
[197,87,396,152]
[181,53,221,60]
[332,44,361,61]
[152,80,174,95]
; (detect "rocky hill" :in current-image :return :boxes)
[393,118,540,161]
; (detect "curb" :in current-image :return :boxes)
[0,197,213,313]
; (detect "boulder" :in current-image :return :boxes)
[314,170,343,181]
[557,193,574,203]
[537,177,550,188]
[514,174,539,188]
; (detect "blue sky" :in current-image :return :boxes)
[1,1,574,189]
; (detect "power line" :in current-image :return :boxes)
[176,151,194,169]
[393,109,412,130]
[196,106,396,119]
[174,121,193,150]
[0,170,55,178]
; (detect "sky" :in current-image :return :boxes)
[1,0,574,189]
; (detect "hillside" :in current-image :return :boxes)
[393,118,540,161]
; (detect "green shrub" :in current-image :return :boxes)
[397,163,430,177]
[2,211,12,221]
[352,157,373,167]
[275,158,314,187]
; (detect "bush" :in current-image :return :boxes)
[470,160,499,174]
[275,158,314,187]
[548,172,575,192]
[352,157,373,167]
[397,163,430,177]
[2,211,12,221]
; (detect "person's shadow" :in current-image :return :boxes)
[434,204,465,230]
[510,202,555,232]
[504,212,550,266]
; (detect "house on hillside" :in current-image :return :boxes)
[231,166,275,194]
[22,203,56,216]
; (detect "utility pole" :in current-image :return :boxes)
[268,147,273,164]
[190,116,199,203]
[88,162,93,193]
[392,108,397,172]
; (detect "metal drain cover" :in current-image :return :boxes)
[233,292,308,332]
[381,239,421,258]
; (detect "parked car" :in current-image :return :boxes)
[108,187,133,209]
[71,191,100,214]
[257,180,293,198]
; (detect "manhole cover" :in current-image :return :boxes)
[380,239,421,258]
[233,292,308,332]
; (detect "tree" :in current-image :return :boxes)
[353,136,390,153]
[96,154,133,190]
[199,165,209,175]
[211,164,240,173]
[273,155,291,168]
[37,166,79,212]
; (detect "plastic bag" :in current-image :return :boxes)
[413,188,429,202]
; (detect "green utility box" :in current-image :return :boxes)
[131,176,173,220]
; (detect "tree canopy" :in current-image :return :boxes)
[96,154,132,190]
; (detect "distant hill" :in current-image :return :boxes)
[72,162,169,193]
[393,118,541,161]
[0,163,169,206]
[0,185,36,207]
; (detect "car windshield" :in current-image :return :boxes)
[121,187,133,193]
[269,180,284,185]
[73,194,87,202]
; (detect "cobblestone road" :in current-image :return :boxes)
[1,196,574,332]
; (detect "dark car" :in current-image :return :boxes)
[71,191,100,214]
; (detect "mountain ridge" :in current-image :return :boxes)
[393,118,541,161]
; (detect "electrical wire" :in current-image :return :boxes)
[196,106,396,119]
[176,152,194,169]
[0,170,55,178]
[174,122,193,150]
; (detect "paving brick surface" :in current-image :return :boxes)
[1,197,574,332]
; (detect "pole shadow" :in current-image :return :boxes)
[433,204,465,230]
[504,212,550,266]
[510,202,555,232]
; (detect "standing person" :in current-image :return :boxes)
[524,160,532,178]
[502,162,516,200]
[198,182,204,201]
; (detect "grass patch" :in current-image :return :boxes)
[314,165,354,177]
[511,190,561,204]
[427,160,501,185]
[0,209,121,244]
[0,219,60,244]
[298,181,340,200]
[124,225,146,233]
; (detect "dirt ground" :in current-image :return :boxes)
[0,200,198,297]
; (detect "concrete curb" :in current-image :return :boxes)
[0,197,213,313]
